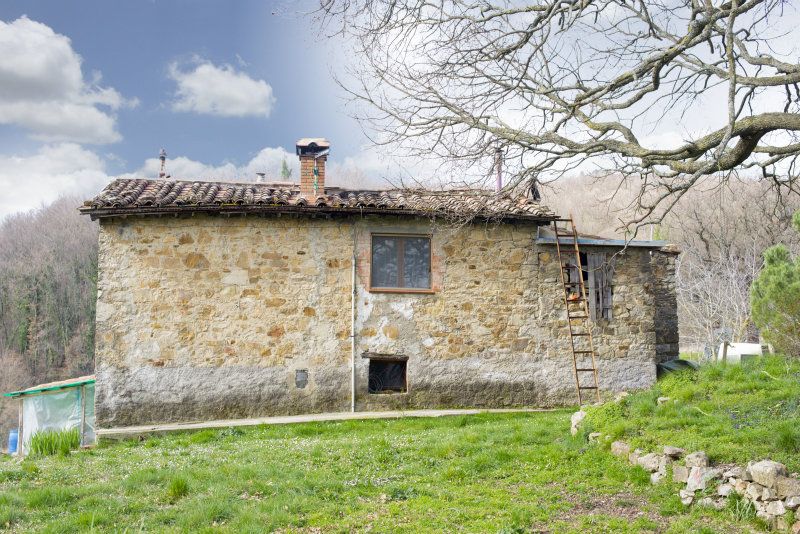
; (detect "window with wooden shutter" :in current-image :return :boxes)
[566,252,615,321]
[587,252,615,321]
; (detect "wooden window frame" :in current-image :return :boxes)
[369,233,434,294]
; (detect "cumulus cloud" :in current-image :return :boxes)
[168,59,275,118]
[0,17,136,144]
[138,146,297,181]
[138,146,390,189]
[0,145,395,222]
[0,144,110,220]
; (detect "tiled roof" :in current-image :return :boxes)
[80,178,556,221]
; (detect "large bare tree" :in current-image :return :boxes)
[320,0,800,225]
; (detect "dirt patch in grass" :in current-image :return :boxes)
[556,491,665,527]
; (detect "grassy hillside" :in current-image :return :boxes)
[0,411,761,533]
[584,356,800,472]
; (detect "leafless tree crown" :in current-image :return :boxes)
[320,0,800,223]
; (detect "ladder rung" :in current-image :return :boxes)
[572,333,590,336]
[573,350,594,354]
[578,386,598,390]
[569,314,588,319]
[575,368,596,372]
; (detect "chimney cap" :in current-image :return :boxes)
[296,138,330,156]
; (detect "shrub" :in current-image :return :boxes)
[29,428,80,457]
[751,211,800,356]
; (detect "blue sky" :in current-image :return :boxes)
[0,1,384,219]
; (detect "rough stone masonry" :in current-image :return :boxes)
[84,138,678,428]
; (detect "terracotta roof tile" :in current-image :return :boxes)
[81,178,555,221]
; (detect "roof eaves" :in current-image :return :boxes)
[79,204,558,223]
[4,377,96,398]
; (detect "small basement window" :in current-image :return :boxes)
[370,234,431,291]
[367,357,408,394]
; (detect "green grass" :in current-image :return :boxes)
[585,355,800,472]
[28,428,80,457]
[0,411,762,532]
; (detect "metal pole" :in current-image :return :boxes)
[351,225,357,412]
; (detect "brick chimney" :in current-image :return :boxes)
[296,138,330,198]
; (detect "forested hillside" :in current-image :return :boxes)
[548,176,800,354]
[0,197,98,442]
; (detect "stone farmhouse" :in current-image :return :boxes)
[81,139,679,428]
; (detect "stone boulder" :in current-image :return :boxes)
[749,460,788,488]
[732,478,748,494]
[766,500,786,516]
[611,441,631,459]
[776,475,800,499]
[722,466,744,480]
[746,482,765,501]
[685,451,709,468]
[786,495,800,510]
[717,483,733,497]
[672,465,690,483]
[663,446,685,459]
[570,410,586,436]
[637,453,663,473]
[686,467,721,492]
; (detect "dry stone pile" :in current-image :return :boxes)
[607,439,800,531]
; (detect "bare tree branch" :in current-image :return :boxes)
[319,0,800,226]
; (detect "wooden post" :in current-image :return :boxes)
[79,385,86,447]
[17,398,23,458]
[721,341,729,364]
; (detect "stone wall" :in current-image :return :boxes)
[94,214,675,427]
[652,248,680,363]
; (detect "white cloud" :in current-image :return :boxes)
[0,17,135,144]
[168,59,275,118]
[0,144,396,222]
[0,144,110,220]
[137,146,297,181]
[138,145,392,189]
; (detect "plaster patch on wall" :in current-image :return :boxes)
[221,268,248,285]
[390,300,414,320]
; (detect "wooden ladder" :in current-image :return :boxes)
[553,217,601,405]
